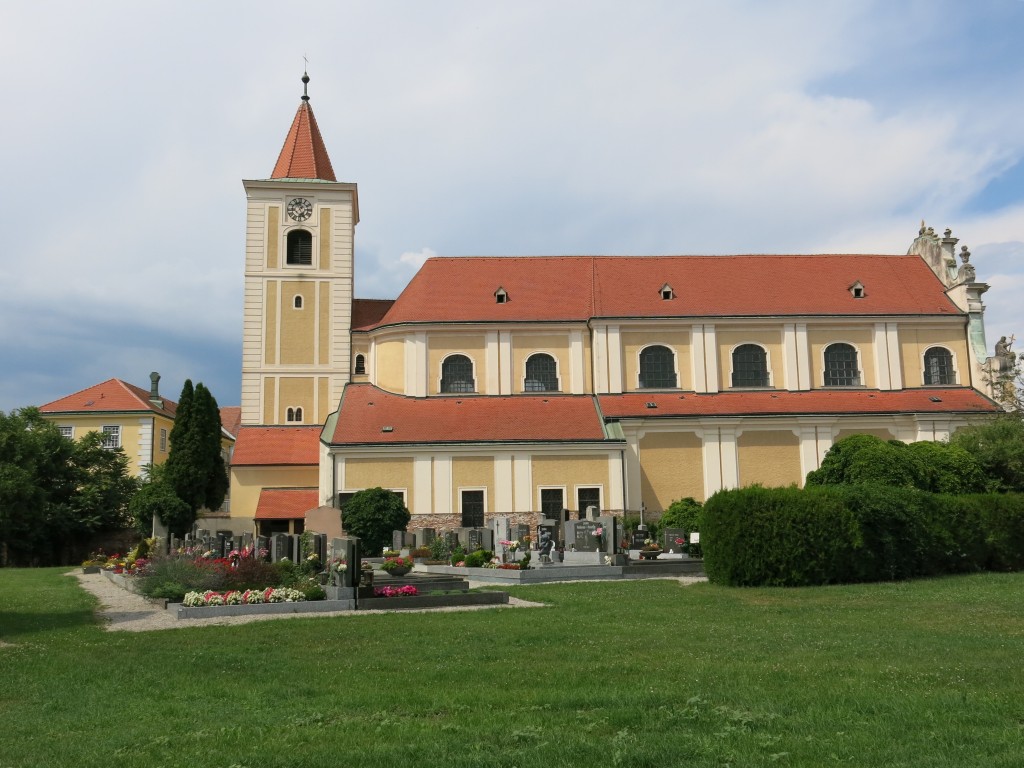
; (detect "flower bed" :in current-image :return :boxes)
[373,585,419,598]
[182,587,306,607]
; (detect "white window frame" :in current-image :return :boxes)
[921,345,958,386]
[285,406,304,423]
[538,485,567,517]
[293,294,304,309]
[574,485,604,516]
[636,343,680,390]
[728,342,774,389]
[522,351,561,393]
[821,341,863,387]
[101,425,121,450]
[458,487,488,526]
[58,425,74,440]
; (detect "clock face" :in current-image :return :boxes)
[287,197,313,222]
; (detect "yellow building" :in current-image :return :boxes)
[228,75,1002,534]
[39,373,178,477]
[40,375,239,529]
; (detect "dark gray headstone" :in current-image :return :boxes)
[256,535,270,558]
[510,523,529,542]
[466,528,484,552]
[313,533,327,564]
[271,533,290,562]
[663,528,687,553]
[444,530,460,550]
[572,520,599,552]
[392,530,411,551]
[630,530,648,550]
[414,528,435,548]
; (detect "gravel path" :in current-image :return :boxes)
[71,571,705,633]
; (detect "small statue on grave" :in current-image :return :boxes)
[538,531,555,564]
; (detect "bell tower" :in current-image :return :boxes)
[241,73,358,426]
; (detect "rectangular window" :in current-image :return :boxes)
[159,428,167,452]
[576,487,601,519]
[101,425,121,450]
[58,425,74,440]
[540,487,565,519]
[460,490,485,528]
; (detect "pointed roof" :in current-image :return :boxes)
[39,378,178,419]
[271,74,336,181]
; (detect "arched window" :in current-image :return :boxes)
[924,347,954,385]
[731,344,769,387]
[440,354,475,393]
[639,345,677,389]
[286,229,312,266]
[293,295,303,309]
[286,407,303,423]
[823,343,860,386]
[354,354,366,375]
[524,353,558,391]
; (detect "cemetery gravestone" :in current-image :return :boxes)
[663,527,688,554]
[271,533,290,562]
[414,528,435,548]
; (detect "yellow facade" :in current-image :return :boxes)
[344,457,414,494]
[428,335,487,394]
[230,465,319,529]
[808,327,875,388]
[899,327,969,387]
[511,334,571,393]
[318,207,331,270]
[266,206,280,269]
[716,328,785,389]
[638,431,704,511]
[376,338,406,392]
[621,329,690,390]
[737,430,802,488]
[46,414,174,477]
[453,457,495,514]
[280,281,316,365]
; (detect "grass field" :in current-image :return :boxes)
[0,569,1022,767]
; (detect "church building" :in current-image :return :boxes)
[227,76,1003,537]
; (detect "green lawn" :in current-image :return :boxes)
[1,569,1022,768]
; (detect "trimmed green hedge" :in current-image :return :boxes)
[701,485,1024,586]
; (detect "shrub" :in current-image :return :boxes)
[340,488,411,556]
[949,417,1024,492]
[702,485,1024,586]
[450,545,466,566]
[463,549,493,568]
[428,536,451,562]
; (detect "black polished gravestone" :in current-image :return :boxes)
[631,530,649,550]
[662,527,688,554]
[572,520,599,552]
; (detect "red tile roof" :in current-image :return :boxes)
[597,388,1000,419]
[271,101,336,181]
[231,426,322,466]
[352,298,396,331]
[219,406,242,439]
[329,384,611,446]
[370,255,960,327]
[39,378,177,419]
[255,488,319,520]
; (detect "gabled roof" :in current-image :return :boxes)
[597,388,1000,419]
[39,379,177,419]
[329,384,613,446]
[219,406,242,440]
[271,101,336,182]
[231,425,322,466]
[352,298,396,331]
[369,254,961,328]
[255,488,319,520]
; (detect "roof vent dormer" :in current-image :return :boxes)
[848,281,866,299]
[660,283,674,301]
[494,287,509,304]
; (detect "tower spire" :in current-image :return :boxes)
[270,71,336,181]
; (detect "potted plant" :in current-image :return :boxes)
[639,538,662,560]
[380,556,414,577]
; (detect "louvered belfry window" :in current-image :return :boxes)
[286,229,312,266]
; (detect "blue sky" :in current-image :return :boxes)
[1,1,1022,412]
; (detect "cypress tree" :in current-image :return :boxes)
[162,380,228,535]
